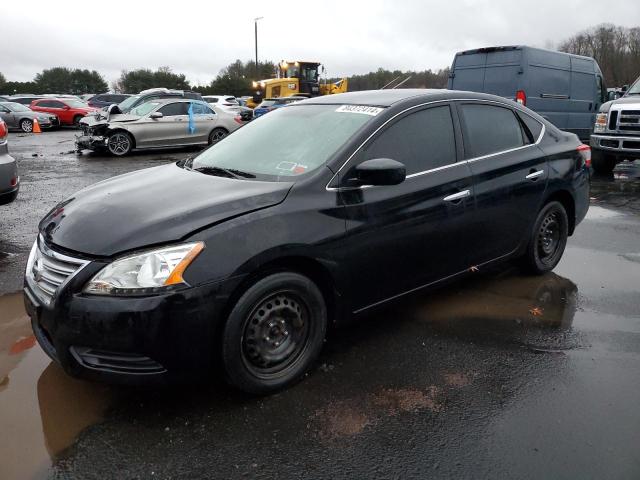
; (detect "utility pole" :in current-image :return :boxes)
[254,17,264,79]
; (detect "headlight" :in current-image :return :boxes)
[84,242,204,295]
[594,113,607,133]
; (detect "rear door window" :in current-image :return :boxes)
[360,105,457,174]
[459,104,525,158]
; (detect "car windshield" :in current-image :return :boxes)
[259,100,276,107]
[118,95,140,111]
[129,102,160,117]
[6,102,30,112]
[189,104,378,181]
[63,99,88,108]
[626,78,640,95]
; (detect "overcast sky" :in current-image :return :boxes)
[3,0,639,87]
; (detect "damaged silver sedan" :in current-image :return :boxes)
[77,98,244,156]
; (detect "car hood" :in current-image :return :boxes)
[39,163,293,257]
[600,95,640,112]
[80,113,141,127]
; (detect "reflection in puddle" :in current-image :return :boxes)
[0,292,113,480]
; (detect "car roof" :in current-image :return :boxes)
[144,98,207,105]
[299,89,506,107]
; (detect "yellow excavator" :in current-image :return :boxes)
[247,61,348,108]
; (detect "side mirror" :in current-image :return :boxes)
[351,158,406,186]
[149,112,163,119]
[622,84,629,92]
[607,91,617,101]
[63,105,70,110]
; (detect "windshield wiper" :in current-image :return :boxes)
[193,166,255,179]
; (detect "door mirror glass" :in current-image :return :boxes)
[622,84,629,92]
[149,111,163,119]
[352,158,406,186]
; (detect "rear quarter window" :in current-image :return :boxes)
[516,111,543,143]
[459,104,525,158]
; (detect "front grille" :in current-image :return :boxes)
[27,237,88,305]
[622,140,640,150]
[617,109,640,132]
[70,347,166,374]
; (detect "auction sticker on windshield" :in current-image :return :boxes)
[335,105,384,116]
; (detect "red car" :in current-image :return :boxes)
[30,98,98,127]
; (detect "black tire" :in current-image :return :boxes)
[221,272,327,394]
[72,115,84,128]
[19,119,33,133]
[591,149,617,174]
[106,131,133,156]
[208,127,228,145]
[522,201,569,275]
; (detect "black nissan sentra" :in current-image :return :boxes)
[24,90,590,394]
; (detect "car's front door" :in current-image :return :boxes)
[137,102,189,147]
[335,103,476,312]
[456,102,549,266]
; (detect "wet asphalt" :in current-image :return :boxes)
[0,130,639,479]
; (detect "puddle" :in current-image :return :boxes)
[0,292,113,480]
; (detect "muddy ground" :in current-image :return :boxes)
[0,129,639,479]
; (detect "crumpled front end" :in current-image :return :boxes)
[76,122,110,151]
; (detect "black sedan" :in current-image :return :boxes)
[24,89,590,394]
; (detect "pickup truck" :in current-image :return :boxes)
[591,76,640,173]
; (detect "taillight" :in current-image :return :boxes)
[0,120,7,141]
[577,144,591,168]
[516,90,527,106]
[10,176,17,187]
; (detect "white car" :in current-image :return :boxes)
[202,95,240,110]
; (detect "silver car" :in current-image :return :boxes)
[77,99,241,156]
[0,102,59,132]
[0,120,19,205]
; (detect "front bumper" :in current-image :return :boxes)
[590,134,640,158]
[75,134,106,150]
[24,258,245,385]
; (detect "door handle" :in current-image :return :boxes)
[443,190,471,202]
[525,170,544,180]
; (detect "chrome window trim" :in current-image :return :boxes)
[326,98,546,192]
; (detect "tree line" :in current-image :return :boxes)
[559,24,640,87]
[2,23,638,97]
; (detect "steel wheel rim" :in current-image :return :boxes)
[210,129,226,143]
[21,120,33,132]
[241,291,310,378]
[108,134,130,155]
[537,211,561,262]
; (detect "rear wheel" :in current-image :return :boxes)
[591,149,617,174]
[208,128,228,145]
[221,272,327,395]
[522,201,569,274]
[107,131,133,156]
[20,119,33,133]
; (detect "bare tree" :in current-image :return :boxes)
[559,24,640,87]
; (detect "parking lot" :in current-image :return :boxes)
[0,128,638,478]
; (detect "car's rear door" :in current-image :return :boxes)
[456,101,548,266]
[190,102,217,144]
[337,103,476,312]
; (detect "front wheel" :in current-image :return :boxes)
[221,272,327,395]
[522,201,569,275]
[20,119,34,133]
[591,149,617,174]
[107,131,133,156]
